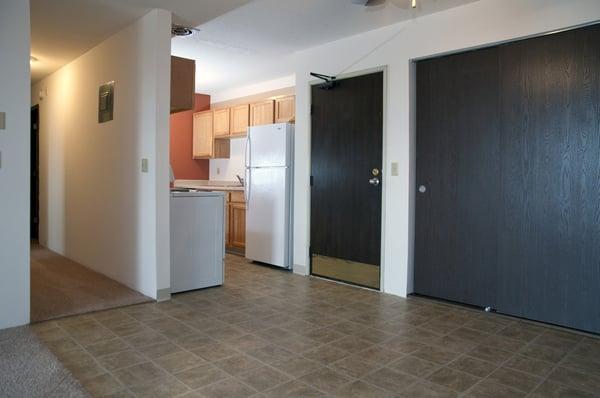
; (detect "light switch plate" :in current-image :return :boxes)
[141,158,149,173]
[391,162,399,176]
[0,112,5,130]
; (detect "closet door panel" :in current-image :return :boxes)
[497,24,600,333]
[415,47,500,308]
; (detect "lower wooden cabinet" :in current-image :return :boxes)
[225,191,246,251]
[229,202,246,249]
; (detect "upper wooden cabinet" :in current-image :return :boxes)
[193,110,230,159]
[275,95,295,123]
[250,100,275,126]
[170,56,195,114]
[213,108,230,138]
[192,111,213,158]
[230,104,250,137]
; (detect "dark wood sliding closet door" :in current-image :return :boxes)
[497,25,600,333]
[416,24,600,333]
[415,47,500,308]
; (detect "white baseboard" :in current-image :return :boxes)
[156,288,171,302]
[293,264,308,276]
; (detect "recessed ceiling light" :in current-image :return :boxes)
[30,56,38,63]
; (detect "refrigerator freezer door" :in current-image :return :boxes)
[245,167,291,268]
[248,123,291,168]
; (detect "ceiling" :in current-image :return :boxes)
[30,0,479,91]
[171,0,480,94]
[30,0,250,82]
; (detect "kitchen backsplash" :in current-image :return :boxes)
[209,136,246,181]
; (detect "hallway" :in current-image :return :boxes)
[31,244,151,323]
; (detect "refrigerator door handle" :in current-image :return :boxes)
[245,135,251,168]
[245,135,251,208]
[247,168,251,210]
[245,167,250,208]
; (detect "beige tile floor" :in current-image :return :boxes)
[32,254,600,398]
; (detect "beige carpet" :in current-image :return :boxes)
[0,325,88,397]
[31,245,152,323]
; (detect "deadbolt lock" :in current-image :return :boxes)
[371,168,380,176]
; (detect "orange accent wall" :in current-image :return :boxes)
[170,94,210,179]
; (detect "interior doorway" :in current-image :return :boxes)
[28,106,151,323]
[30,106,39,241]
[309,70,384,289]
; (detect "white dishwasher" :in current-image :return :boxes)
[170,191,225,293]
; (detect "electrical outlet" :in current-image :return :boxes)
[0,112,5,130]
[391,162,399,176]
[217,167,220,175]
[141,158,149,173]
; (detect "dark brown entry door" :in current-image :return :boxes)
[416,24,600,333]
[310,71,383,289]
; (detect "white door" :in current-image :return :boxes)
[248,123,290,168]
[245,167,290,268]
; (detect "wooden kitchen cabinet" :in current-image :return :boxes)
[170,56,195,114]
[250,100,275,126]
[229,202,246,249]
[213,139,230,158]
[213,108,230,137]
[193,110,230,159]
[192,111,213,158]
[230,104,250,137]
[275,95,295,123]
[227,191,246,250]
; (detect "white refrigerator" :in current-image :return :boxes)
[245,123,293,269]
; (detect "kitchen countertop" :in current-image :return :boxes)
[173,179,244,192]
[170,190,226,198]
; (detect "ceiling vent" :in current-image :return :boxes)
[171,24,196,37]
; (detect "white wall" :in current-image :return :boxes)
[292,0,600,296]
[0,0,30,329]
[31,9,172,299]
[210,138,246,181]
[210,75,295,104]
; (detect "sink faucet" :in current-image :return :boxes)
[236,174,244,186]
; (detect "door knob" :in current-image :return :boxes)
[369,177,380,186]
